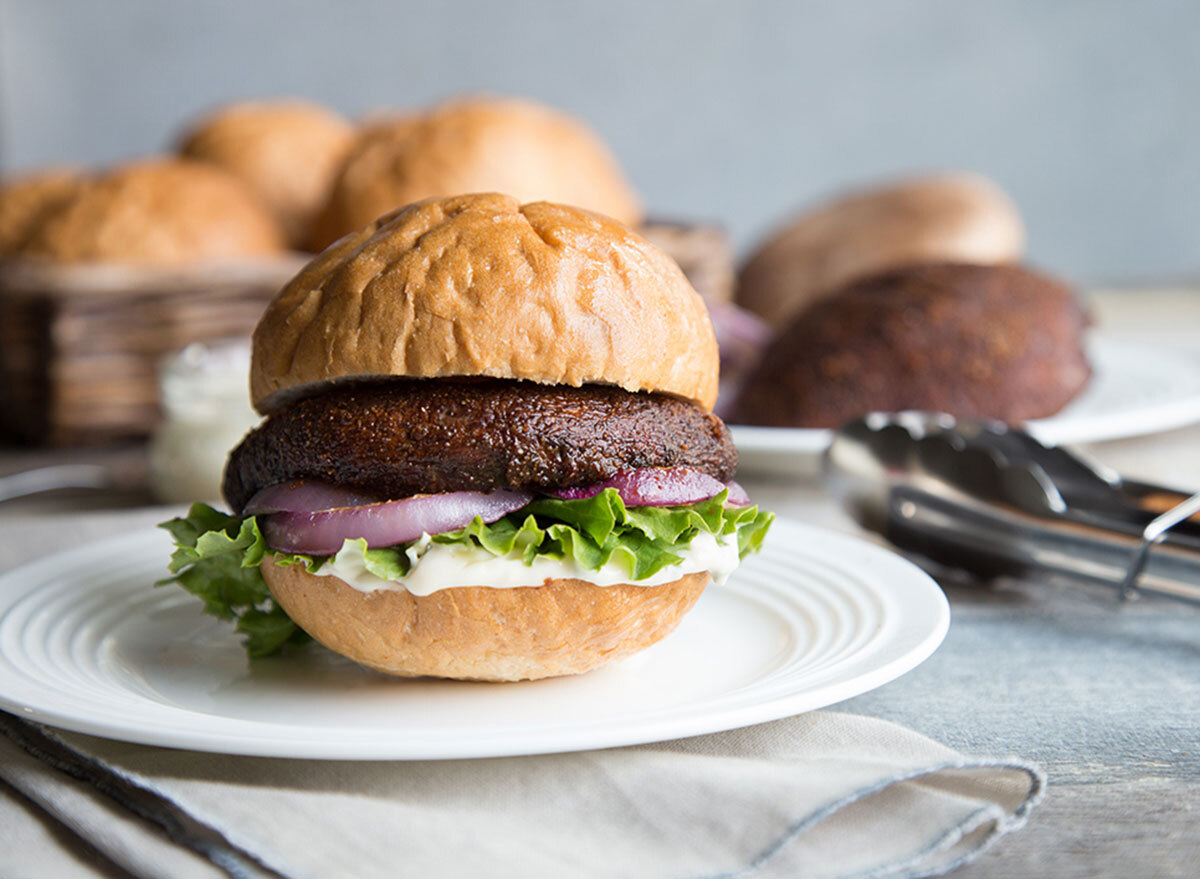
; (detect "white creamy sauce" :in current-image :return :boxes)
[312,531,742,596]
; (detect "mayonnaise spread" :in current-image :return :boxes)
[312,530,741,596]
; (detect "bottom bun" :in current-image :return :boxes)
[262,560,710,681]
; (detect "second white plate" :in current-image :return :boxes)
[0,518,948,760]
[732,336,1200,474]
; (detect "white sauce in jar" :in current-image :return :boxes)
[150,340,261,503]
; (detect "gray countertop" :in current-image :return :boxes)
[737,440,1200,878]
[748,289,1200,877]
[1,289,1198,876]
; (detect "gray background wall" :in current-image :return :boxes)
[1,0,1196,285]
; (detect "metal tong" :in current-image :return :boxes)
[822,413,1200,605]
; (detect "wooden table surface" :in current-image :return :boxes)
[1,289,1198,876]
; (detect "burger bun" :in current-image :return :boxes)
[262,560,709,681]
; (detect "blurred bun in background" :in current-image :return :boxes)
[178,99,355,249]
[732,262,1091,428]
[309,96,643,250]
[20,158,285,265]
[0,167,82,255]
[736,173,1026,326]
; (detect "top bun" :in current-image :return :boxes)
[737,172,1025,325]
[0,167,82,255]
[251,192,716,413]
[179,100,354,248]
[309,97,642,250]
[22,159,285,265]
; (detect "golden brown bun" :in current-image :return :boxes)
[21,158,286,265]
[310,97,642,249]
[179,100,354,248]
[263,559,708,681]
[0,167,82,255]
[251,192,718,413]
[737,173,1025,325]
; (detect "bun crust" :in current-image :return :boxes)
[310,97,641,249]
[0,167,82,255]
[21,159,285,265]
[251,193,718,412]
[738,173,1025,324]
[179,100,354,248]
[262,560,709,681]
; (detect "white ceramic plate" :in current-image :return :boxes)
[731,336,1200,475]
[0,519,948,760]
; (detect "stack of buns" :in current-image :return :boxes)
[0,94,739,446]
[1,96,728,294]
[0,91,1094,442]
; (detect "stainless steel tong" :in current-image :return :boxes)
[822,413,1200,605]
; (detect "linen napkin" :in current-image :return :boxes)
[0,708,1042,879]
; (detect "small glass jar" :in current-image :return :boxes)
[149,339,261,503]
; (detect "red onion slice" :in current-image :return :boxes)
[261,489,533,555]
[724,481,751,507]
[708,300,772,354]
[244,480,383,515]
[547,467,748,507]
[708,301,773,420]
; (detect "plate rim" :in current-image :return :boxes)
[0,519,949,760]
[729,335,1200,457]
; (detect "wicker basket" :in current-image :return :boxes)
[0,257,306,446]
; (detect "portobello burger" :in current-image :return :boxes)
[161,193,772,681]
